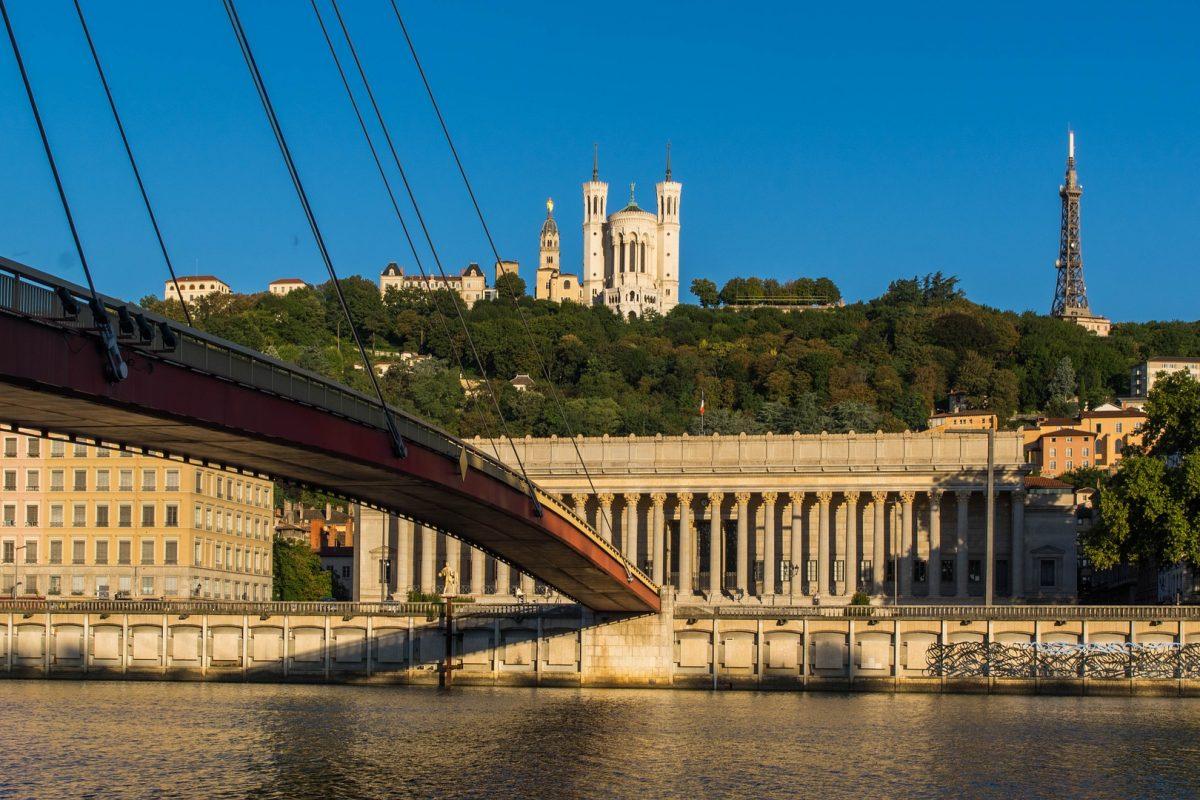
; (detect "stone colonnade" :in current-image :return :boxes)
[570,487,1028,602]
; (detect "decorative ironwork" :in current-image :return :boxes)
[926,641,1200,679]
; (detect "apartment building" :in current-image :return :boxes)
[1,433,273,601]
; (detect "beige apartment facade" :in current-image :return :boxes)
[162,275,230,304]
[1,432,274,601]
[356,432,1078,605]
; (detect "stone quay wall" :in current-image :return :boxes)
[3,598,1199,696]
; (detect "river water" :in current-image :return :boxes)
[0,681,1197,799]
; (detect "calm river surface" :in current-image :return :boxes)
[0,681,1197,799]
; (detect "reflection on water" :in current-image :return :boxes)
[0,681,1197,799]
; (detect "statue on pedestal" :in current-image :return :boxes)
[438,561,459,597]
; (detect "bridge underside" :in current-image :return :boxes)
[0,314,658,613]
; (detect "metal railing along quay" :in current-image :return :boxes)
[0,257,655,593]
[674,604,1200,621]
[0,598,582,618]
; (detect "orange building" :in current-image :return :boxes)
[1025,428,1097,478]
[926,410,998,433]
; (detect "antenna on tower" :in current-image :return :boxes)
[665,140,672,181]
[592,143,598,181]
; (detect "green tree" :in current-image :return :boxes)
[272,540,333,600]
[495,271,526,299]
[1045,356,1078,417]
[690,278,719,308]
[1082,373,1200,570]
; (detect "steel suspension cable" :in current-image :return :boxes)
[72,0,193,328]
[0,0,126,382]
[307,0,502,461]
[327,0,542,512]
[221,0,406,458]
[387,2,622,566]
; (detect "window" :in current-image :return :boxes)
[1066,448,1073,458]
[49,505,64,528]
[96,470,110,491]
[142,470,156,491]
[50,440,64,458]
[342,565,352,579]
[193,540,202,566]
[1,505,13,527]
[2,437,15,457]
[165,470,179,491]
[117,539,131,565]
[141,505,155,527]
[215,545,223,567]
[72,504,86,527]
[225,545,232,568]
[193,504,202,527]
[118,575,131,592]
[25,470,38,491]
[48,575,61,596]
[96,447,109,458]
[24,540,36,564]
[95,540,108,565]
[164,540,178,565]
[119,470,133,491]
[1,470,13,491]
[205,507,213,531]
[833,559,845,582]
[968,559,982,584]
[1083,448,1090,457]
[141,539,154,565]
[1049,461,1057,471]
[164,576,179,596]
[1040,559,1056,588]
[216,477,223,499]
[73,469,86,491]
[165,505,178,528]
[72,539,85,565]
[805,559,817,582]
[24,574,37,595]
[1,541,12,563]
[26,438,40,457]
[194,470,203,493]
[73,443,87,458]
[49,470,64,491]
[71,575,84,596]
[1116,423,1124,434]
[96,505,109,528]
[912,559,927,583]
[49,539,62,564]
[95,577,108,598]
[940,559,955,583]
[118,505,132,527]
[24,505,37,527]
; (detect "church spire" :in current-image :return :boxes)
[592,143,599,181]
[665,141,672,181]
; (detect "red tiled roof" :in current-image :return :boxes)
[175,275,225,283]
[1025,476,1073,489]
[270,278,306,284]
[1080,409,1147,419]
[1038,428,1095,439]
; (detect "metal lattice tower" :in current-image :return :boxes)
[1051,130,1090,316]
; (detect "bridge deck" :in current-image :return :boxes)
[0,258,658,613]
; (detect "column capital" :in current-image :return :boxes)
[899,491,916,504]
[816,490,833,504]
[762,491,778,505]
[734,491,752,505]
[789,490,806,507]
[955,488,974,502]
[597,492,615,505]
[928,488,943,501]
[871,490,889,504]
[622,492,640,504]
[706,491,723,506]
[843,490,861,504]
[677,491,694,505]
[650,492,668,506]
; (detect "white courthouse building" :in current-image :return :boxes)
[355,432,1078,605]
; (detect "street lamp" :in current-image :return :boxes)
[946,427,996,606]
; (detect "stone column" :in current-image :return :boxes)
[623,493,640,568]
[495,560,510,596]
[1011,489,1025,601]
[816,491,832,599]
[445,536,462,594]
[928,489,942,598]
[419,525,436,594]
[844,492,860,596]
[650,493,667,585]
[735,492,751,594]
[520,572,534,597]
[469,545,485,596]
[955,490,971,599]
[707,492,723,598]
[899,492,914,599]
[788,492,805,602]
[871,491,887,594]
[397,516,414,597]
[677,492,694,595]
[572,493,587,524]
[597,493,615,543]
[762,492,778,597]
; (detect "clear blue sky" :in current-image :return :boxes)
[1,2,1197,321]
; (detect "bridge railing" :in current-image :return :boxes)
[0,258,656,595]
[0,598,582,617]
